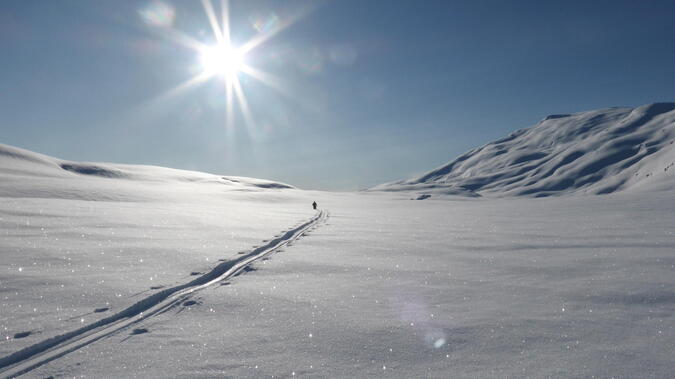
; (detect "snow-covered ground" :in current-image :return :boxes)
[1,141,674,378]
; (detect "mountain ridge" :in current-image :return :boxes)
[372,103,675,197]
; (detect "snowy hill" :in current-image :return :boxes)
[373,103,675,197]
[0,143,295,202]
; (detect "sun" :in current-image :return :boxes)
[199,43,245,78]
[140,0,310,134]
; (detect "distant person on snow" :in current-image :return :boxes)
[312,201,317,210]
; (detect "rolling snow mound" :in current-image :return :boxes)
[373,103,675,197]
[0,143,295,201]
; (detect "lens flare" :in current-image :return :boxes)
[250,12,280,34]
[139,1,175,28]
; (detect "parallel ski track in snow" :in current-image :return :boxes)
[0,210,327,378]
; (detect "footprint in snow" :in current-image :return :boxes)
[234,266,256,277]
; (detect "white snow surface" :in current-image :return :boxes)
[1,143,674,378]
[372,103,675,198]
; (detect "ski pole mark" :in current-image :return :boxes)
[0,210,327,378]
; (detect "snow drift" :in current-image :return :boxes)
[373,103,675,197]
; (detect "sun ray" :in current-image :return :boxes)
[239,19,288,55]
[225,79,233,123]
[223,77,236,168]
[149,25,206,51]
[231,77,256,135]
[106,71,212,140]
[146,72,212,107]
[220,0,231,46]
[226,78,235,129]
[239,64,295,99]
[239,4,318,55]
[201,0,224,43]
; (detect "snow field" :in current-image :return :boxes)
[25,191,675,378]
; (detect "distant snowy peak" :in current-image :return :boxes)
[373,103,675,197]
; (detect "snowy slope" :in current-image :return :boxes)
[0,143,294,202]
[373,103,675,197]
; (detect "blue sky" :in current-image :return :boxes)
[1,0,675,190]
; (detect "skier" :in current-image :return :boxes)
[312,201,317,210]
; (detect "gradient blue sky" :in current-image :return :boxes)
[2,0,675,190]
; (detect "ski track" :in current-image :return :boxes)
[0,210,328,378]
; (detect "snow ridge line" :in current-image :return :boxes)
[0,210,327,378]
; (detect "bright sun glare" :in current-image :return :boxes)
[199,44,245,77]
[139,0,309,133]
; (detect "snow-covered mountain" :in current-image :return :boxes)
[373,103,675,197]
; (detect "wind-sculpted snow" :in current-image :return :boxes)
[59,163,127,179]
[373,103,675,197]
